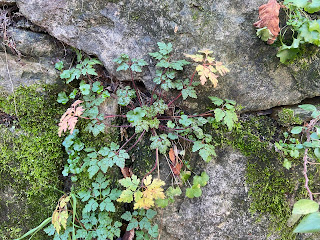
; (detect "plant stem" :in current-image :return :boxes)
[168,69,197,107]
[129,65,143,106]
[126,130,146,152]
[118,132,137,152]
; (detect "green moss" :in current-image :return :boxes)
[278,108,303,127]
[212,115,301,239]
[0,85,67,239]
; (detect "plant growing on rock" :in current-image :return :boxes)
[15,43,238,240]
[276,104,320,233]
[254,0,320,63]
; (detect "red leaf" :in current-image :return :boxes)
[253,0,281,44]
[168,146,183,176]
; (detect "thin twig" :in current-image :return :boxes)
[3,47,18,116]
[126,130,146,152]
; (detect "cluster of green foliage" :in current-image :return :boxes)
[276,104,320,233]
[15,43,238,240]
[0,85,66,239]
[256,0,320,63]
[277,0,320,63]
[278,108,303,126]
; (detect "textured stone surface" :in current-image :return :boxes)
[16,0,320,111]
[157,147,278,240]
[0,0,16,5]
[0,51,59,93]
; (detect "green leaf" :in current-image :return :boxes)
[127,218,139,231]
[91,123,106,137]
[193,172,209,187]
[100,198,115,212]
[57,92,69,104]
[92,81,104,93]
[305,1,320,13]
[214,108,225,122]
[78,190,91,202]
[181,86,197,100]
[155,198,169,208]
[157,42,173,55]
[287,213,302,227]
[223,111,238,130]
[276,46,300,63]
[83,198,99,214]
[148,224,159,238]
[121,211,132,221]
[130,64,142,72]
[60,70,71,79]
[88,165,99,179]
[256,27,272,42]
[192,141,204,152]
[69,89,78,99]
[292,199,319,215]
[283,159,292,170]
[86,67,98,76]
[209,96,224,106]
[299,104,317,112]
[291,126,303,134]
[186,184,202,198]
[55,61,64,70]
[284,0,309,8]
[146,209,157,220]
[79,81,91,95]
[139,217,152,230]
[179,115,193,127]
[149,52,164,60]
[294,212,320,233]
[117,189,134,203]
[116,63,130,71]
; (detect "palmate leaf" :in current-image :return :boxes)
[304,0,320,13]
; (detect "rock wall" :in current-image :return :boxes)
[14,0,320,111]
[1,0,320,239]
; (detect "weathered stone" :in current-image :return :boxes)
[157,147,279,240]
[0,51,59,93]
[16,0,320,111]
[0,0,16,6]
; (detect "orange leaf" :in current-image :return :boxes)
[169,148,175,163]
[58,100,84,136]
[253,0,281,44]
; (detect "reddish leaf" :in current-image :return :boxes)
[121,167,133,178]
[58,100,84,136]
[168,146,183,176]
[253,0,281,44]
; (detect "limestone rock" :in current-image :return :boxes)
[158,147,278,240]
[0,51,59,93]
[16,0,320,111]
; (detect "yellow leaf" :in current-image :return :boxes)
[198,49,213,55]
[207,56,215,63]
[200,75,207,85]
[59,196,70,208]
[216,61,230,76]
[184,54,203,62]
[143,175,152,186]
[208,72,218,88]
[52,210,61,234]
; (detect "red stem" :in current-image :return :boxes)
[126,130,146,152]
[117,132,137,153]
[167,69,197,107]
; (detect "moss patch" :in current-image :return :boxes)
[211,115,307,239]
[0,85,67,239]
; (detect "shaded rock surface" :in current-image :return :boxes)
[158,147,278,240]
[16,0,320,111]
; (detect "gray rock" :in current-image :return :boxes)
[0,0,15,6]
[16,0,320,111]
[158,147,278,240]
[0,51,59,93]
